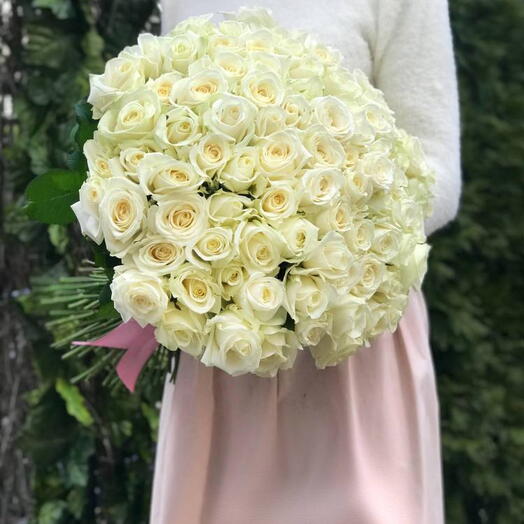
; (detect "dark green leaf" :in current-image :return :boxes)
[33,0,75,20]
[96,301,120,320]
[73,100,97,148]
[55,378,94,427]
[66,150,88,173]
[25,170,85,224]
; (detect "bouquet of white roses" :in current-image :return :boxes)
[30,7,433,383]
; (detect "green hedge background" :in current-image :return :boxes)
[1,0,523,522]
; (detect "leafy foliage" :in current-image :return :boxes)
[2,0,523,523]
[25,170,86,224]
[3,1,161,523]
[425,1,524,522]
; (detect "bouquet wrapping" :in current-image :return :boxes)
[64,7,434,382]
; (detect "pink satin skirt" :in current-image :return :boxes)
[150,290,444,524]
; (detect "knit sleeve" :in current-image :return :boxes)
[372,0,462,235]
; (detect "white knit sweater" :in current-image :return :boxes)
[161,0,461,235]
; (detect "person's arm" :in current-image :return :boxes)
[373,0,462,236]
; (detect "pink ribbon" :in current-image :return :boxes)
[73,320,158,392]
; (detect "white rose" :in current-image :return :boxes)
[407,176,434,217]
[299,167,344,207]
[334,295,370,343]
[399,243,430,290]
[323,68,363,100]
[312,199,352,235]
[99,178,147,256]
[207,34,242,56]
[155,105,201,148]
[254,325,300,377]
[71,176,107,244]
[368,137,393,156]
[114,147,144,182]
[307,40,342,67]
[302,231,353,284]
[202,308,262,375]
[341,142,362,169]
[287,55,324,81]
[83,139,115,179]
[189,226,234,265]
[350,255,385,299]
[147,72,182,105]
[295,312,331,347]
[235,220,284,274]
[285,271,330,321]
[148,194,208,246]
[371,225,402,263]
[242,28,275,53]
[255,182,299,224]
[213,260,246,300]
[362,103,394,135]
[310,336,359,368]
[138,153,202,197]
[78,175,106,217]
[87,56,145,117]
[255,104,287,137]
[154,303,206,357]
[218,147,262,194]
[110,268,169,327]
[310,304,364,369]
[359,153,396,191]
[172,13,216,37]
[352,111,378,146]
[344,168,372,201]
[344,218,374,253]
[171,69,227,106]
[113,143,159,181]
[213,51,247,80]
[390,197,424,233]
[367,289,407,339]
[98,88,161,143]
[237,272,285,321]
[124,235,185,276]
[311,96,354,139]
[246,51,287,77]
[207,190,254,224]
[279,217,318,262]
[189,133,232,178]
[72,201,102,244]
[169,264,219,314]
[135,33,165,78]
[257,130,311,181]
[164,31,203,74]
[281,95,311,130]
[303,125,345,168]
[288,75,324,100]
[241,70,284,107]
[203,94,257,144]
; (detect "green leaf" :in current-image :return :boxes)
[74,100,92,121]
[48,224,69,254]
[99,282,112,305]
[66,150,87,173]
[55,378,94,427]
[25,170,85,225]
[96,301,120,320]
[90,241,119,278]
[34,0,75,20]
[73,100,97,148]
[74,121,97,149]
[38,500,68,524]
